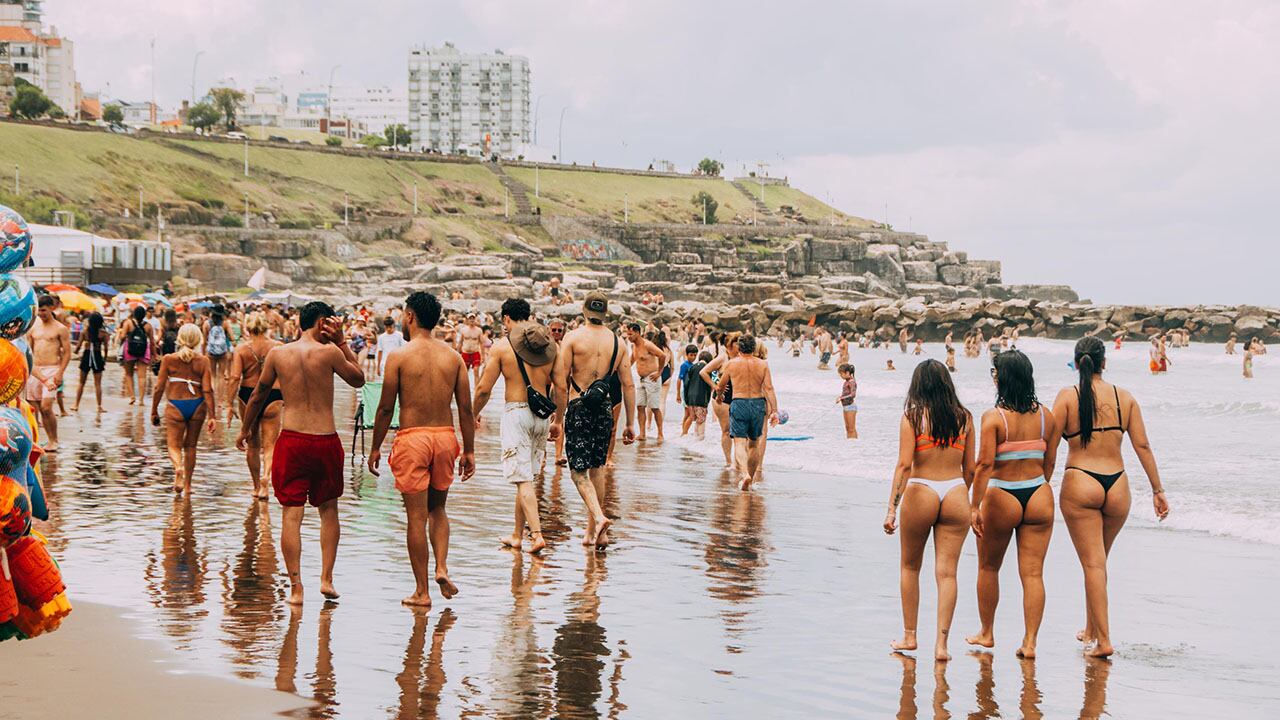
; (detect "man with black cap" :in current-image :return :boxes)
[553,290,636,550]
[473,298,557,555]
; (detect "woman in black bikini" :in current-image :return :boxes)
[226,312,283,500]
[1051,336,1170,658]
[966,350,1061,658]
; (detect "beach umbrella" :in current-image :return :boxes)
[55,290,102,312]
[86,283,119,296]
[189,301,215,310]
[143,292,172,307]
[41,283,80,293]
[247,266,267,291]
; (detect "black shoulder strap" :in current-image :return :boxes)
[1114,385,1122,427]
[515,352,533,387]
[607,333,619,378]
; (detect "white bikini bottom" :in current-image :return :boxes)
[907,477,966,502]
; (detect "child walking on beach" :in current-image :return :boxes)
[837,363,858,439]
[682,351,713,439]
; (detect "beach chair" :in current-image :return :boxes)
[351,381,400,462]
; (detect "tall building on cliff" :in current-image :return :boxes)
[0,0,78,117]
[407,42,530,157]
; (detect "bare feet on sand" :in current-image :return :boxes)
[1016,644,1037,659]
[1086,641,1114,659]
[965,631,995,649]
[320,581,340,600]
[935,641,952,662]
[890,631,918,652]
[401,592,432,608]
[527,531,546,554]
[500,534,522,551]
[435,573,458,599]
[593,517,613,549]
[287,588,304,606]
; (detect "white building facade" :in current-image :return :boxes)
[0,2,77,116]
[407,43,530,157]
[330,85,406,137]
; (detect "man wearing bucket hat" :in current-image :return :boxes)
[553,290,636,550]
[473,298,556,554]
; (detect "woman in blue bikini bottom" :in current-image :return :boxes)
[151,324,217,495]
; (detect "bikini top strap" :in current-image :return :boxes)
[1038,406,1046,439]
[1113,385,1122,428]
[997,407,1009,438]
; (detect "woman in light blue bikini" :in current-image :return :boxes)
[966,349,1060,658]
[151,324,216,495]
[885,359,975,662]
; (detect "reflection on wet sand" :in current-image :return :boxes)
[1080,659,1111,720]
[704,478,768,646]
[220,501,285,676]
[970,652,999,719]
[395,609,456,720]
[551,551,627,719]
[144,497,208,648]
[276,605,339,719]
[490,552,551,717]
[894,653,953,720]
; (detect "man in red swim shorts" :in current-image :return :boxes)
[237,301,365,606]
[456,312,485,386]
[369,291,475,608]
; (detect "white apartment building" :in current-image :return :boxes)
[330,85,406,137]
[407,43,530,157]
[0,2,76,115]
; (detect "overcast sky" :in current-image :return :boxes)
[50,0,1279,305]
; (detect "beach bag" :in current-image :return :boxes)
[126,322,148,358]
[574,335,618,411]
[207,324,229,356]
[515,355,557,420]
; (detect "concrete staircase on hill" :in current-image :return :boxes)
[731,180,777,222]
[486,162,535,216]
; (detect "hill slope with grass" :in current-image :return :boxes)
[0,121,872,232]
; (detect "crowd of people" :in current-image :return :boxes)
[43,284,1279,664]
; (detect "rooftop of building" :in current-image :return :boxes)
[0,25,39,42]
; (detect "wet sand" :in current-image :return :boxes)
[23,370,1280,718]
[3,601,311,719]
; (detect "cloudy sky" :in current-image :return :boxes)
[50,0,1279,305]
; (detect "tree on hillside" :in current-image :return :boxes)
[9,83,53,119]
[186,101,220,133]
[359,134,387,148]
[383,123,411,147]
[691,190,718,224]
[102,103,124,126]
[697,157,723,177]
[208,87,245,129]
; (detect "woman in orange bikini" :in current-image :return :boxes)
[885,359,975,661]
[966,349,1060,658]
[1052,336,1170,658]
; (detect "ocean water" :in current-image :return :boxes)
[31,339,1280,718]
[674,337,1280,546]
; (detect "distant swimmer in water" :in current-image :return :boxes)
[836,332,850,367]
[1225,333,1236,355]
[884,359,974,662]
[966,350,1060,658]
[836,363,858,439]
[899,327,910,354]
[1052,337,1169,658]
[886,359,896,371]
[816,328,833,370]
[714,334,778,491]
[1113,332,1124,351]
[913,338,924,356]
[1243,338,1255,379]
[945,346,956,373]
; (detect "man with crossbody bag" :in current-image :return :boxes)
[473,298,558,554]
[553,291,636,550]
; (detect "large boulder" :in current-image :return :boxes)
[902,261,938,283]
[182,253,256,288]
[809,238,845,263]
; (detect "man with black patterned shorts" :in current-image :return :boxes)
[552,291,635,550]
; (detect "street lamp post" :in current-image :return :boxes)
[244,192,250,228]
[327,64,342,134]
[532,94,544,145]
[413,182,418,215]
[243,138,249,177]
[190,50,204,105]
[534,163,539,199]
[344,192,349,226]
[557,107,566,163]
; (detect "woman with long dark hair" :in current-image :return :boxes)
[698,332,739,468]
[966,349,1060,658]
[118,304,154,404]
[72,311,109,413]
[1052,336,1170,658]
[885,359,975,661]
[203,309,232,402]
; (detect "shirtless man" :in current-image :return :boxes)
[368,292,475,608]
[625,322,667,441]
[266,305,287,340]
[816,328,834,370]
[25,296,70,451]
[553,291,636,549]
[473,298,556,555]
[714,334,778,491]
[456,313,485,386]
[899,327,909,354]
[548,318,568,466]
[236,301,364,606]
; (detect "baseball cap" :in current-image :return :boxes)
[583,291,609,322]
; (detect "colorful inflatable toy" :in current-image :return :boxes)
[0,206,32,275]
[0,339,28,404]
[9,336,31,374]
[0,275,36,341]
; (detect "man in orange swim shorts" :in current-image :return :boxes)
[369,291,475,608]
[237,301,365,606]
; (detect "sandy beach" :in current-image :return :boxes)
[3,601,311,719]
[15,339,1280,718]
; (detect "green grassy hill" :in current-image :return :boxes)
[0,121,871,232]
